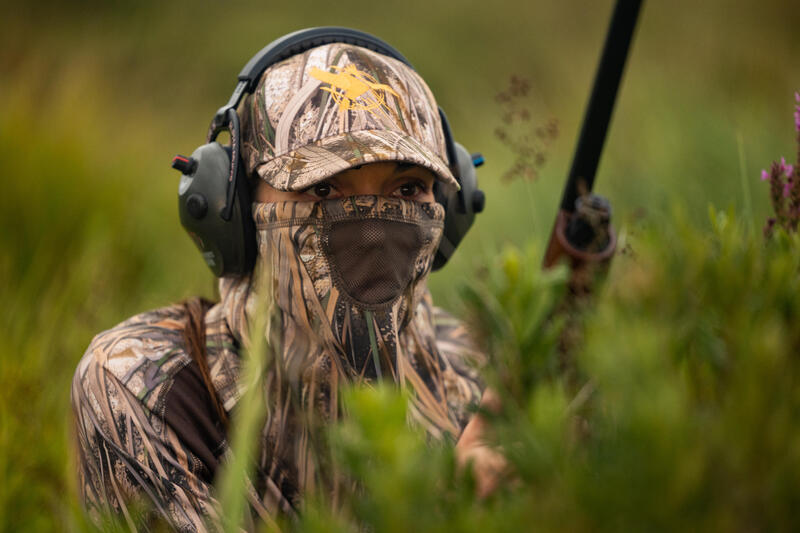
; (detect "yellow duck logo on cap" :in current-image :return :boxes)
[310,64,399,114]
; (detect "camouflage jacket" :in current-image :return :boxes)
[71,294,484,531]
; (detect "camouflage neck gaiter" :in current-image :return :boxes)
[252,195,444,382]
[215,196,467,509]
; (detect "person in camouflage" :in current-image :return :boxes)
[71,41,488,531]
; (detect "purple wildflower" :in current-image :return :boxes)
[780,157,793,177]
[796,92,800,132]
[761,91,800,236]
[764,217,776,237]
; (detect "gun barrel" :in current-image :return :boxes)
[559,0,643,213]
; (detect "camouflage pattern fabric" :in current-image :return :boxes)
[245,195,478,438]
[239,43,459,192]
[71,197,485,531]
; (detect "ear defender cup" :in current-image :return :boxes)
[176,143,256,276]
[174,27,483,276]
[432,142,486,270]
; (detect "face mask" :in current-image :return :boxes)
[252,195,444,381]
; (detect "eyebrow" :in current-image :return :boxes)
[392,162,420,174]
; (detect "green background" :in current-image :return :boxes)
[1,0,798,530]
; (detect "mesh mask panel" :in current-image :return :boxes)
[322,218,424,307]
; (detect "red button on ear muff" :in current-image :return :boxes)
[172,155,198,175]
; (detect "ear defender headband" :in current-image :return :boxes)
[172,27,485,277]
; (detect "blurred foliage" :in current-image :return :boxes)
[1,0,799,531]
[295,208,800,532]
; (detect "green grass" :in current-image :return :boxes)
[1,0,799,530]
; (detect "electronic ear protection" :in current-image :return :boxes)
[172,27,485,277]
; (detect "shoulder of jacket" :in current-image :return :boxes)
[430,305,488,372]
[73,304,192,415]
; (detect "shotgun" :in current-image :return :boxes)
[543,0,644,268]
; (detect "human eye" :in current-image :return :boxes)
[391,179,429,200]
[302,180,340,199]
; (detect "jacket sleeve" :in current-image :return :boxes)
[71,350,223,532]
[430,304,487,434]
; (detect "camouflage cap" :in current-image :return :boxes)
[240,42,458,191]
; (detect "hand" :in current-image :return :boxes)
[455,389,509,499]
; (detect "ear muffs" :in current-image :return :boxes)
[172,27,484,277]
[175,108,256,276]
[176,143,256,277]
[433,142,486,270]
[432,109,486,270]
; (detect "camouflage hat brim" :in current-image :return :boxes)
[254,128,459,192]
